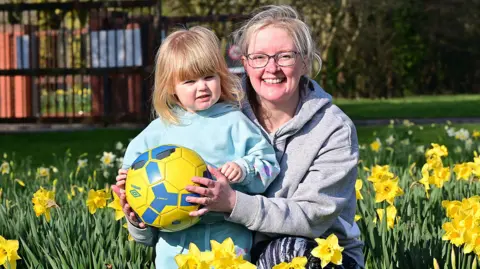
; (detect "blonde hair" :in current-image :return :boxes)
[233,5,321,76]
[152,26,243,123]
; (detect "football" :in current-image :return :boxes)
[125,145,209,232]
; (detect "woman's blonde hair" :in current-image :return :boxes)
[233,5,321,77]
[152,26,243,123]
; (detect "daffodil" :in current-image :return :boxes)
[473,130,480,139]
[86,189,109,214]
[175,243,213,269]
[273,256,307,269]
[100,152,116,167]
[375,205,398,229]
[36,167,50,179]
[77,159,88,169]
[1,161,10,175]
[354,215,362,222]
[370,139,381,152]
[442,220,465,247]
[454,163,473,181]
[373,177,404,205]
[14,179,25,187]
[355,180,363,200]
[0,236,21,269]
[210,238,256,269]
[311,234,344,268]
[31,187,58,222]
[108,191,125,221]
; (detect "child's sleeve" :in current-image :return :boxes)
[121,131,160,246]
[230,114,280,194]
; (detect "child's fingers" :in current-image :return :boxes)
[220,164,229,174]
[116,174,127,182]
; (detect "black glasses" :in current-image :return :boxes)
[245,51,299,68]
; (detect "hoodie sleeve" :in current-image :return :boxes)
[121,130,160,246]
[226,122,359,238]
[229,113,280,194]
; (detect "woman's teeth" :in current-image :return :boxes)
[263,78,284,84]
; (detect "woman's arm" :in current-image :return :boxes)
[187,122,359,238]
[228,144,358,237]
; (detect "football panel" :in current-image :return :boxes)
[132,204,149,222]
[152,145,182,163]
[159,208,195,232]
[125,170,151,212]
[148,181,179,215]
[140,206,162,227]
[131,151,150,170]
[180,147,206,168]
[165,159,196,190]
[145,161,165,184]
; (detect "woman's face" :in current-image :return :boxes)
[243,26,306,105]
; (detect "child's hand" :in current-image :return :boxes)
[219,162,243,183]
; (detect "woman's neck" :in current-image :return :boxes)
[256,92,300,134]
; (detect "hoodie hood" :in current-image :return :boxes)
[242,78,332,141]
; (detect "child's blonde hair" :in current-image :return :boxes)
[152,26,243,123]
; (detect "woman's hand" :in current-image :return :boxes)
[185,165,237,217]
[111,168,146,229]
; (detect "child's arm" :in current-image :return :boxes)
[225,113,280,194]
[122,133,159,246]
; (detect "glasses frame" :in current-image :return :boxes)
[245,51,300,69]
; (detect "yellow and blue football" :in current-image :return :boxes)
[125,145,209,232]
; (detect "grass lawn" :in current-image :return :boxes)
[1,123,479,166]
[334,94,480,120]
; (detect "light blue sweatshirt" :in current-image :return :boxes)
[122,102,280,268]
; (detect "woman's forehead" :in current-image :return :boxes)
[247,26,296,53]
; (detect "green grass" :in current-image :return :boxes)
[1,123,479,167]
[334,94,480,120]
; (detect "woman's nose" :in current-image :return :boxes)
[265,57,280,73]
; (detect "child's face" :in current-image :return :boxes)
[174,74,221,112]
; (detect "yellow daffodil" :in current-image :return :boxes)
[311,234,344,268]
[86,189,109,214]
[0,236,21,269]
[0,188,3,199]
[354,215,362,222]
[1,161,10,175]
[370,139,381,152]
[454,163,473,181]
[375,205,398,229]
[273,256,307,269]
[31,187,58,222]
[373,177,404,205]
[209,238,256,269]
[425,143,448,159]
[108,191,125,221]
[463,227,480,255]
[175,243,213,269]
[473,130,480,139]
[355,180,363,200]
[442,220,465,247]
[367,165,394,183]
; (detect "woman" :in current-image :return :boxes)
[115,5,363,269]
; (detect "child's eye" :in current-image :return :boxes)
[184,80,195,84]
[205,75,215,80]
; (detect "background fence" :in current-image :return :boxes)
[0,0,247,125]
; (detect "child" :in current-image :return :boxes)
[120,26,280,268]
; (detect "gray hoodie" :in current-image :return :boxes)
[227,78,364,267]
